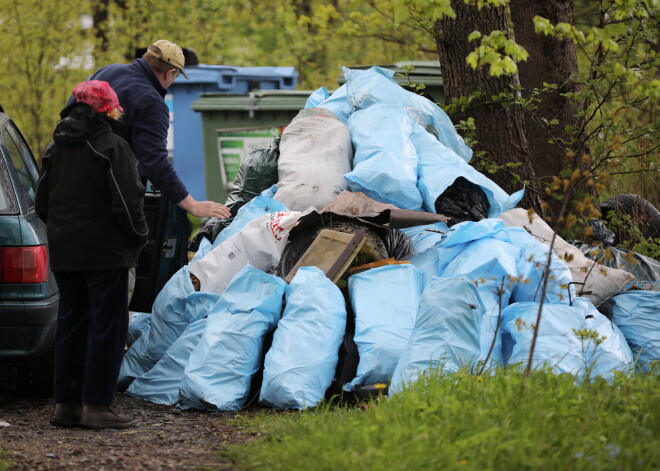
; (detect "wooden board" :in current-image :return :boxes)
[284,228,367,283]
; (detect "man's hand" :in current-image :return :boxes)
[178,195,231,219]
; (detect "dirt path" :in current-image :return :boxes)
[0,390,256,470]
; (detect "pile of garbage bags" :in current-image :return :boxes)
[122,67,659,411]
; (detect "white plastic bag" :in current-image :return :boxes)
[189,210,307,294]
[274,109,353,211]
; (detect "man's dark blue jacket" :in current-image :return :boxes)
[84,59,188,204]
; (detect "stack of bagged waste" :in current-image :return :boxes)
[121,66,659,411]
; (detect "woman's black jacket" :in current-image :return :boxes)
[35,103,149,271]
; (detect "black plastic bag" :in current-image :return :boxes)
[434,176,489,226]
[383,228,415,260]
[225,136,280,213]
[600,194,660,241]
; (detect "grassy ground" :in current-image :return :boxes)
[222,368,660,471]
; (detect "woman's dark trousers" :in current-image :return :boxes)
[53,269,129,406]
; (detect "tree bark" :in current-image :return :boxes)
[435,1,542,213]
[510,0,582,183]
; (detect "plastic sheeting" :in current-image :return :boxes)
[345,104,423,210]
[389,277,485,396]
[119,266,221,389]
[342,66,473,162]
[259,267,347,410]
[178,266,287,411]
[609,290,660,371]
[125,317,207,405]
[346,264,424,389]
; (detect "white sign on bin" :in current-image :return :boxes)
[216,126,282,190]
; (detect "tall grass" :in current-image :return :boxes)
[222,368,660,470]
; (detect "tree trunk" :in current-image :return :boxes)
[435,1,542,213]
[510,0,585,207]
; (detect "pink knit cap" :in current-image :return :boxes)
[72,80,124,114]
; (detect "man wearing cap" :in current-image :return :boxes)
[83,39,230,220]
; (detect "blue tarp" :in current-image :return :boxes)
[259,267,347,410]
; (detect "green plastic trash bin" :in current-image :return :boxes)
[191,90,312,204]
[337,61,445,104]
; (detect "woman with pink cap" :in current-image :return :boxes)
[36,80,148,429]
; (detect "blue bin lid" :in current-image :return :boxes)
[172,64,298,92]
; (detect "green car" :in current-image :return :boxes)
[0,107,59,388]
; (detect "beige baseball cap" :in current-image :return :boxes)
[146,39,189,79]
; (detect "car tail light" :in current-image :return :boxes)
[0,245,49,283]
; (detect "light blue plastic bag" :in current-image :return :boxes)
[343,66,473,162]
[192,236,213,261]
[315,84,352,124]
[119,269,221,390]
[572,297,633,380]
[389,277,485,396]
[119,265,199,388]
[305,86,330,108]
[610,290,660,371]
[501,302,585,374]
[212,195,288,249]
[407,219,517,286]
[346,264,424,389]
[504,226,576,304]
[125,317,207,405]
[412,123,524,217]
[345,104,423,210]
[259,267,347,410]
[127,312,152,348]
[401,222,449,255]
[178,265,287,411]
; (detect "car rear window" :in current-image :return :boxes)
[0,155,17,214]
[1,123,39,209]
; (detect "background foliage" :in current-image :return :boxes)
[1,0,657,228]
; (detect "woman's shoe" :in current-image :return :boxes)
[80,404,133,429]
[50,403,82,428]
